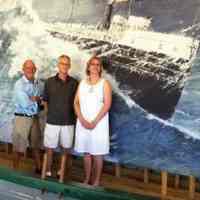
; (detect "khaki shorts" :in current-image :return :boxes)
[12,116,42,153]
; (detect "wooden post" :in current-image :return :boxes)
[161,171,168,199]
[4,143,9,154]
[174,175,180,189]
[189,176,195,200]
[144,168,149,184]
[41,153,47,180]
[115,163,121,178]
[66,155,73,179]
[23,150,27,159]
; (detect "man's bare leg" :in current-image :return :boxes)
[46,148,53,174]
[59,150,68,183]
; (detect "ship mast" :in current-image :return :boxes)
[128,0,135,17]
[66,0,76,22]
[98,0,134,30]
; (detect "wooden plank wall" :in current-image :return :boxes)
[0,143,199,200]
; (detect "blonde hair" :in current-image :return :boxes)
[58,54,71,63]
[86,56,103,76]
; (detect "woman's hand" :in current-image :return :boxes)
[90,119,98,129]
[80,118,94,129]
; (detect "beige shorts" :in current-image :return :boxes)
[12,116,42,153]
[44,123,74,149]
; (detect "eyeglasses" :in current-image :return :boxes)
[58,62,70,66]
[90,63,100,66]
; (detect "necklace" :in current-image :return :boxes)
[88,85,94,93]
[88,77,100,93]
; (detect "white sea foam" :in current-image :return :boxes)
[0,0,17,11]
[148,112,200,140]
[0,0,89,79]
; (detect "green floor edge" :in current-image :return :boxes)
[0,166,157,200]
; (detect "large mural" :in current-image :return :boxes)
[1,0,200,177]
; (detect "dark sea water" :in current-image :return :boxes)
[171,54,200,139]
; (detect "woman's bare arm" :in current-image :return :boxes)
[74,84,93,129]
[92,80,112,127]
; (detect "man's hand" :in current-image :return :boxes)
[30,96,41,102]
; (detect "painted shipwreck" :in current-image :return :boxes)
[1,0,200,178]
[49,31,192,119]
[31,0,198,119]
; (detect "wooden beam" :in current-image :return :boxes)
[161,171,168,199]
[66,155,73,179]
[175,175,180,189]
[4,143,9,155]
[23,150,27,159]
[144,168,149,184]
[189,176,195,200]
[115,163,121,178]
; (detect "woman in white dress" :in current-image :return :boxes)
[74,56,112,186]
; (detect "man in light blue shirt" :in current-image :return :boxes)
[14,73,40,116]
[12,59,42,174]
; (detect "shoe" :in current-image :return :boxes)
[57,170,61,176]
[46,171,52,177]
[56,170,61,179]
[35,168,41,175]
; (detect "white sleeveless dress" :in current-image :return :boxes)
[74,79,110,155]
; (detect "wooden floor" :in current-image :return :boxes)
[0,145,199,200]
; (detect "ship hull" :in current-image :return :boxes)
[51,31,190,119]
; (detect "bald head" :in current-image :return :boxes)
[22,59,37,80]
[22,59,36,71]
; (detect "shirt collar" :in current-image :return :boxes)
[22,75,36,84]
[55,73,69,83]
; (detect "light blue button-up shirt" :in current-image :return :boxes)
[13,76,40,116]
